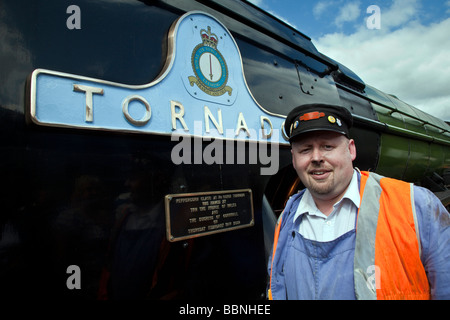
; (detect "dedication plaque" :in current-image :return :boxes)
[165,189,254,242]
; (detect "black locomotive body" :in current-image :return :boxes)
[1,0,449,299]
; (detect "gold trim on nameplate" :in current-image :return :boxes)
[165,189,254,242]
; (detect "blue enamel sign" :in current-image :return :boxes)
[29,11,288,144]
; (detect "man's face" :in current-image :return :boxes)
[291,131,357,203]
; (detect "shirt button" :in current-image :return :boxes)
[326,221,332,226]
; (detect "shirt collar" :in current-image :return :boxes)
[293,169,360,221]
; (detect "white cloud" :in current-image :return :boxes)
[335,1,361,27]
[313,1,332,18]
[313,1,362,28]
[380,0,421,30]
[314,1,450,120]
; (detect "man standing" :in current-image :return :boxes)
[268,104,450,300]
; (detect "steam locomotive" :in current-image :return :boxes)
[1,0,448,300]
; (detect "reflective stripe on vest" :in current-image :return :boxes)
[268,213,283,300]
[355,171,430,300]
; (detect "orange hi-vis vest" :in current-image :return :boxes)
[269,171,430,300]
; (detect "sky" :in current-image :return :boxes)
[247,0,450,121]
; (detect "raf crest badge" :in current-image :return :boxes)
[188,26,232,97]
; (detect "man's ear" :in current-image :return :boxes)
[348,139,357,161]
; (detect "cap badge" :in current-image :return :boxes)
[328,115,336,124]
[300,111,325,122]
[336,118,342,126]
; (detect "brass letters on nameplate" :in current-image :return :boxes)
[164,189,254,242]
